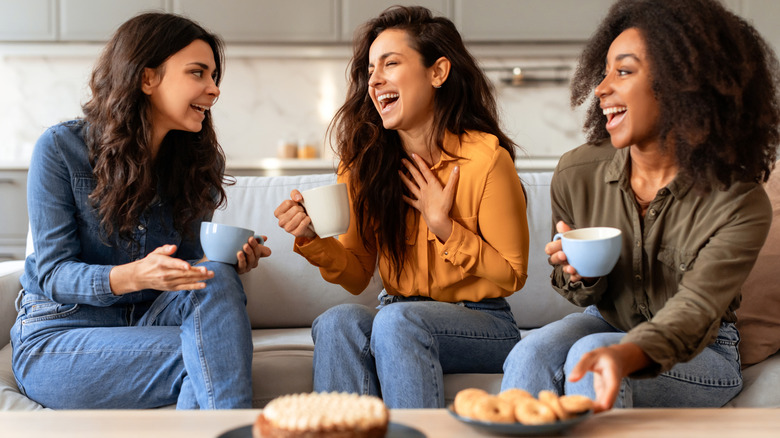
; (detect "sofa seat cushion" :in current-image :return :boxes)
[250,328,314,408]
[0,344,47,410]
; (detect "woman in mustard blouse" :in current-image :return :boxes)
[274,6,529,408]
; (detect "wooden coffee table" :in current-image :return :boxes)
[1,408,778,437]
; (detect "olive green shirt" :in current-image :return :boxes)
[550,140,771,376]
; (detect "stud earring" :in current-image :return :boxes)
[434,84,442,89]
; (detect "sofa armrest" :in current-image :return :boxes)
[0,260,24,348]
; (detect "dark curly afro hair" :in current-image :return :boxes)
[571,0,780,190]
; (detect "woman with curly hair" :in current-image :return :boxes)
[502,0,780,412]
[275,6,528,408]
[11,12,269,409]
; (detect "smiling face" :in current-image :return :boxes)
[367,29,440,135]
[595,28,660,150]
[142,39,220,151]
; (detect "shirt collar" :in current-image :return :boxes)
[439,131,463,164]
[605,143,693,199]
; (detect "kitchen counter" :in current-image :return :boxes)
[226,156,559,176]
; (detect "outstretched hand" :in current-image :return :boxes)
[399,153,459,242]
[109,244,214,295]
[568,343,652,413]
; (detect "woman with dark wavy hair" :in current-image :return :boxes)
[275,6,529,408]
[503,0,779,412]
[11,12,269,409]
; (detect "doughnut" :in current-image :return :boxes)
[559,394,594,415]
[513,397,558,425]
[538,390,570,420]
[453,388,489,418]
[498,388,533,407]
[470,395,516,423]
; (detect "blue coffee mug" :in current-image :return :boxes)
[200,222,264,265]
[553,227,622,278]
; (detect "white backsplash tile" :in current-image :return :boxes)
[0,50,587,167]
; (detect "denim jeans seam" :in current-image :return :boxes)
[660,370,742,387]
[361,340,373,396]
[425,331,440,405]
[189,291,215,409]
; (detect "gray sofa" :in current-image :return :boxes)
[1,170,779,410]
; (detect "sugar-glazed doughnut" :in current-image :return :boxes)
[453,388,489,418]
[559,394,594,415]
[497,388,533,407]
[513,397,558,425]
[470,395,516,423]
[538,390,570,420]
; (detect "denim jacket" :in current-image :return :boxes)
[21,120,206,307]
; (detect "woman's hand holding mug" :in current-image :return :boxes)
[274,190,317,240]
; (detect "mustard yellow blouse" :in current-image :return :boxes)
[294,130,529,303]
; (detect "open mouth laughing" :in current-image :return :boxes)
[377,92,399,113]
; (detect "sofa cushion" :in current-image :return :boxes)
[505,171,581,328]
[736,164,780,366]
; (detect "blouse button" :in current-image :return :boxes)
[444,251,449,256]
[137,225,145,231]
[648,209,657,216]
[635,274,642,281]
[679,264,686,271]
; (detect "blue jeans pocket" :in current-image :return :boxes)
[18,295,81,342]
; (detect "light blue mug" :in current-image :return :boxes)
[200,222,264,265]
[553,227,622,278]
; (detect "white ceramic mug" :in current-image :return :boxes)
[553,227,622,277]
[300,183,350,238]
[200,222,263,265]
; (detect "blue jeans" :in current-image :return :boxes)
[311,292,521,408]
[11,262,253,409]
[501,305,743,407]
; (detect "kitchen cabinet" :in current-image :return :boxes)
[340,0,451,41]
[0,0,56,41]
[453,0,615,42]
[0,170,28,261]
[59,0,168,41]
[173,0,339,43]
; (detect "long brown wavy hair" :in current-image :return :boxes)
[571,0,780,190]
[82,12,229,244]
[329,6,517,278]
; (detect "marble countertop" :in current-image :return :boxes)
[1,157,559,172]
[226,157,559,172]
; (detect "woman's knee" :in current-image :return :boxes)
[197,261,245,300]
[565,333,623,371]
[312,304,375,340]
[371,303,429,340]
